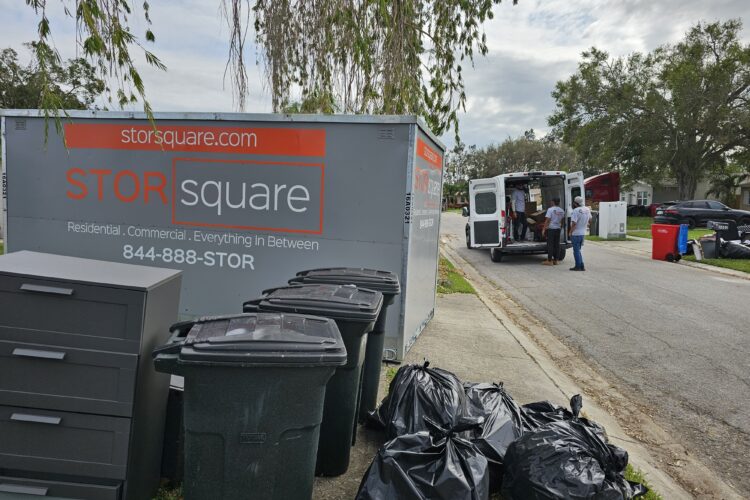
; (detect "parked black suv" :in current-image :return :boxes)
[653,200,750,228]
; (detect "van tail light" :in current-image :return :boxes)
[501,210,506,219]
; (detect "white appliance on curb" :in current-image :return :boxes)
[598,201,627,239]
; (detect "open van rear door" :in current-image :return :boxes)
[565,171,585,215]
[469,178,502,247]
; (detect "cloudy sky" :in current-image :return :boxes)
[2,0,749,149]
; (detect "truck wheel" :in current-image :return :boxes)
[490,248,503,262]
[557,247,567,261]
[466,227,472,249]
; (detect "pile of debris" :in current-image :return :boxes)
[357,360,648,500]
[693,221,750,260]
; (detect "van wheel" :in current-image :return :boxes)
[557,248,567,261]
[465,227,472,249]
[490,249,503,262]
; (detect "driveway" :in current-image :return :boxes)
[441,212,750,495]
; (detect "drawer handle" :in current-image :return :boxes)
[20,284,74,296]
[10,413,62,425]
[12,348,67,361]
[0,484,49,496]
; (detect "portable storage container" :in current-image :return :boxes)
[0,111,444,361]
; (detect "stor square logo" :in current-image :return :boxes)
[171,158,325,234]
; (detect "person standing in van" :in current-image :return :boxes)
[569,196,591,271]
[512,185,528,241]
[541,197,565,265]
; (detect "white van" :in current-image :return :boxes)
[462,171,585,262]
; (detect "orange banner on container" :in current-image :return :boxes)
[64,123,326,157]
[416,138,442,170]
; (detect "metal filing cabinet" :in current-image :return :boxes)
[0,251,182,500]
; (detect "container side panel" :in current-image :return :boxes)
[4,117,408,334]
[400,128,444,359]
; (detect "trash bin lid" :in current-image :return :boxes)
[244,284,383,322]
[164,313,347,366]
[289,268,401,295]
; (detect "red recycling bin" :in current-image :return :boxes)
[651,224,681,261]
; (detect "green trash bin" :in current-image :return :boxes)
[243,284,383,476]
[152,313,346,500]
[289,268,401,423]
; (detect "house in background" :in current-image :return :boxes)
[651,178,715,204]
[619,180,653,207]
[740,179,750,211]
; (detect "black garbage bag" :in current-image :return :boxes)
[370,360,468,439]
[503,399,648,500]
[463,382,524,491]
[356,417,490,500]
[521,394,606,438]
[720,240,750,259]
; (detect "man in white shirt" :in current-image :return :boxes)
[569,196,591,271]
[542,197,565,265]
[511,185,528,241]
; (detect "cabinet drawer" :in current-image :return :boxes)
[0,341,137,417]
[0,406,130,480]
[0,475,120,500]
[0,276,144,353]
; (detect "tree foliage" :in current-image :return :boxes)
[21,1,512,141]
[549,20,750,200]
[444,131,581,185]
[249,0,516,138]
[22,0,165,133]
[0,45,104,110]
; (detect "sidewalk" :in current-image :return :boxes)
[313,258,696,499]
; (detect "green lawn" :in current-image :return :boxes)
[586,235,638,242]
[629,228,712,240]
[627,216,653,231]
[684,255,750,273]
[437,256,476,294]
[0,242,3,255]
[444,207,463,214]
[626,216,712,240]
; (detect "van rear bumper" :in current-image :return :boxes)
[498,242,572,254]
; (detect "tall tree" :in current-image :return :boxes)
[249,0,516,137]
[0,45,104,110]
[21,1,515,139]
[549,20,750,199]
[444,132,582,182]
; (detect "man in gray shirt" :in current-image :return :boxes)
[512,185,528,241]
[569,196,591,271]
[542,197,565,265]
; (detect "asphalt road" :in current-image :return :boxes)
[441,212,750,495]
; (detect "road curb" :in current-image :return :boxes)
[589,235,750,281]
[440,241,742,500]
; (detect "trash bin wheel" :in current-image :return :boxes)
[490,248,503,262]
[674,254,682,262]
[666,253,675,262]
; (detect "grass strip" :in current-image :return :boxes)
[684,255,750,273]
[437,256,476,294]
[154,487,182,500]
[586,235,638,242]
[624,464,663,500]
